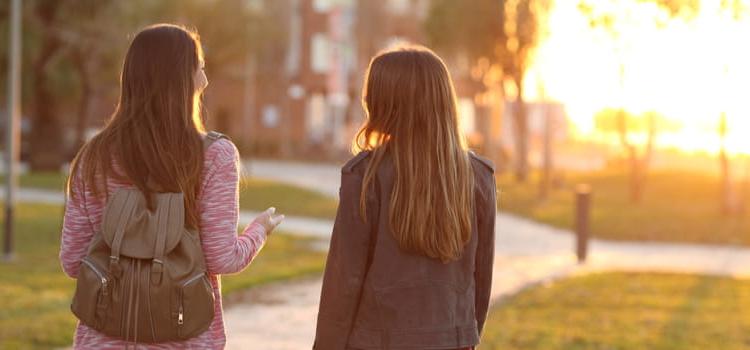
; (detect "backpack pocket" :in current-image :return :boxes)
[71,257,110,330]
[177,273,214,339]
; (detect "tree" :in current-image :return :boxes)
[55,1,124,151]
[595,108,664,202]
[426,0,550,182]
[27,0,68,171]
[500,0,551,183]
[580,0,698,203]
[3,0,284,170]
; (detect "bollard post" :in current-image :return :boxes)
[575,184,591,264]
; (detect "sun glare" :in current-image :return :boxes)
[526,0,750,156]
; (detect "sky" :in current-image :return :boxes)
[525,0,750,156]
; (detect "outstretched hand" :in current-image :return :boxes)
[254,207,284,235]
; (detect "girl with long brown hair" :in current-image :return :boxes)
[60,24,283,349]
[314,45,497,349]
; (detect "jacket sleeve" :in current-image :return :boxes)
[314,169,375,349]
[199,140,267,275]
[475,174,497,335]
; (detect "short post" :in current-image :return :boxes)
[575,184,592,264]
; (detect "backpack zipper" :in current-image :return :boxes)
[183,273,205,286]
[82,258,109,292]
[82,257,110,330]
[178,273,206,327]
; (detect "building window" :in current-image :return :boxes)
[246,0,264,12]
[313,0,331,12]
[262,105,279,128]
[311,33,330,73]
[306,94,328,143]
[458,98,476,136]
[414,0,429,19]
[384,36,409,50]
[387,0,410,14]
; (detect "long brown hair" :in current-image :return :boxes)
[355,45,475,263]
[67,24,206,229]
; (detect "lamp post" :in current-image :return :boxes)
[4,0,22,262]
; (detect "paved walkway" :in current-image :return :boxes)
[244,159,341,198]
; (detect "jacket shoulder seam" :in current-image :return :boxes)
[469,151,495,173]
[342,151,371,173]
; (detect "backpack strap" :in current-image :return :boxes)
[203,131,228,150]
[150,193,184,285]
[107,190,140,278]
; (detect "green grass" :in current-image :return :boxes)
[239,177,337,219]
[0,172,68,191]
[499,170,750,245]
[221,232,327,295]
[0,203,327,350]
[481,272,750,350]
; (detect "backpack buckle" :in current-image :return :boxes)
[108,255,122,278]
[151,258,164,285]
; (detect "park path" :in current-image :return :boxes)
[8,159,750,349]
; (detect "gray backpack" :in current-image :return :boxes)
[71,131,227,343]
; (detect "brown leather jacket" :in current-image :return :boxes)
[314,150,496,350]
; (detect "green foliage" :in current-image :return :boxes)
[424,0,550,81]
[482,272,750,349]
[424,0,503,62]
[0,0,288,166]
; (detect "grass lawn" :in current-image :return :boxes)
[239,177,337,219]
[0,203,327,350]
[499,170,750,245]
[481,272,750,350]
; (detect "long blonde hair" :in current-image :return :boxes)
[355,45,474,263]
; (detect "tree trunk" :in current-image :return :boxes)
[631,112,656,204]
[616,108,651,204]
[71,49,93,154]
[538,106,552,200]
[720,148,734,215]
[718,113,736,215]
[29,1,65,171]
[513,80,529,182]
[629,151,643,203]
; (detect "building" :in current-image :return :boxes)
[205,0,500,161]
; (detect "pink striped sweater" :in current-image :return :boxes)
[59,138,267,349]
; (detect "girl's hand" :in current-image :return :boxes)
[253,207,284,235]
